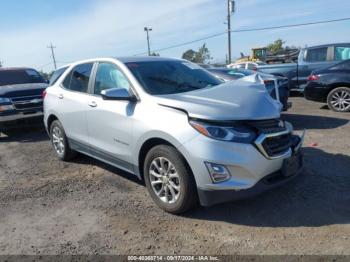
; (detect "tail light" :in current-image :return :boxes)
[308,75,320,81]
[42,90,47,99]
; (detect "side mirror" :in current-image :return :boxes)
[101,88,137,102]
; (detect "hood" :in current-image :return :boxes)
[154,80,281,121]
[0,83,48,97]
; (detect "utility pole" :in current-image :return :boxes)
[227,0,235,64]
[47,42,57,69]
[144,27,152,56]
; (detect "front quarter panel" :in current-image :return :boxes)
[131,101,199,175]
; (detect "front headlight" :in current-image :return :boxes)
[0,97,11,104]
[189,120,256,143]
[0,97,14,112]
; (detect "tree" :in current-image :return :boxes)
[150,52,160,56]
[182,49,197,62]
[182,44,212,63]
[267,39,285,54]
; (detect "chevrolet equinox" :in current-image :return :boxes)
[44,57,304,214]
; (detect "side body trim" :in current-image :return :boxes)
[68,138,139,178]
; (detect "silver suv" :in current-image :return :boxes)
[44,57,304,214]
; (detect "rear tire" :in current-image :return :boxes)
[144,145,197,214]
[327,87,350,112]
[50,120,77,161]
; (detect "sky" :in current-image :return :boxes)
[0,0,349,72]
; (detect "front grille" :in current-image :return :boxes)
[11,95,43,111]
[246,118,286,134]
[252,118,292,159]
[262,133,291,157]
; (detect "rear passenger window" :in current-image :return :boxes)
[335,46,350,61]
[305,47,327,62]
[62,63,93,93]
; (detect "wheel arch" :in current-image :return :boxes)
[47,114,59,133]
[328,83,350,93]
[137,137,195,184]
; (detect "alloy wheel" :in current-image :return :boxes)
[149,157,181,204]
[52,126,65,155]
[330,90,350,111]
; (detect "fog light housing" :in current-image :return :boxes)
[205,162,231,183]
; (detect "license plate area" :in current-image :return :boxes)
[282,152,303,177]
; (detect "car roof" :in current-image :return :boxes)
[305,43,350,49]
[62,56,186,68]
[0,67,36,71]
[116,56,184,63]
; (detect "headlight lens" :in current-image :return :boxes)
[0,97,14,112]
[0,97,11,104]
[189,120,256,143]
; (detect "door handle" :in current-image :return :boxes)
[58,94,64,99]
[88,101,97,107]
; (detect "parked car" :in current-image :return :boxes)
[227,61,266,70]
[258,43,350,92]
[44,57,304,214]
[304,59,350,112]
[207,68,291,111]
[0,67,48,134]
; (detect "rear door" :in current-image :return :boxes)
[56,63,93,146]
[86,62,135,172]
[298,46,333,90]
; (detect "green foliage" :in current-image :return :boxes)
[182,49,197,62]
[182,44,212,63]
[267,39,286,54]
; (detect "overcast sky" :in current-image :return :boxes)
[1,0,349,72]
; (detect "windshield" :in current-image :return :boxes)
[126,61,222,95]
[0,69,45,86]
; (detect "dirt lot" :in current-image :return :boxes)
[0,97,349,255]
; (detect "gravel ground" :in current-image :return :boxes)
[0,97,349,255]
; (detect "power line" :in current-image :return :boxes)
[231,17,350,33]
[133,17,350,56]
[36,61,53,69]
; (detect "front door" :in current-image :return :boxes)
[86,62,135,172]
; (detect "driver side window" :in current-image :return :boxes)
[94,62,131,95]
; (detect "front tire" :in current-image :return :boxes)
[144,145,197,214]
[327,87,350,112]
[50,120,77,161]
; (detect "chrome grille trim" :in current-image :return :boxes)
[10,95,43,110]
[254,122,293,160]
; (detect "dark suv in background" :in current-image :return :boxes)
[0,67,48,134]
